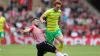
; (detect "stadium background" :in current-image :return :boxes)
[0,0,100,56]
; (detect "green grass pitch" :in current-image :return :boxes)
[0,45,100,56]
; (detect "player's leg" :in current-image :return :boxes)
[0,32,1,44]
[0,39,1,45]
[45,30,55,44]
[43,41,56,53]
[45,29,64,55]
[56,35,64,52]
[37,49,46,56]
[43,41,64,56]
[36,42,47,56]
[0,32,4,45]
[55,29,64,52]
[56,50,64,56]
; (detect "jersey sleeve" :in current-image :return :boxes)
[42,10,50,17]
[30,26,34,31]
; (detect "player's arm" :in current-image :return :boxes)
[22,28,31,33]
[4,17,10,29]
[21,26,34,33]
[40,15,46,23]
[40,10,49,23]
[5,22,9,29]
[58,10,62,25]
[58,16,61,25]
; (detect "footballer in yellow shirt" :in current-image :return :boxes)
[40,0,63,52]
[0,11,9,44]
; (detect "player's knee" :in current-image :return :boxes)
[57,36,64,43]
[59,39,64,43]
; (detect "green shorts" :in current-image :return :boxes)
[0,32,4,38]
[45,29,62,44]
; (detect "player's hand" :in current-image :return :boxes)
[20,29,24,34]
[6,26,10,29]
[41,20,46,23]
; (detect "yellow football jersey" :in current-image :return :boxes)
[42,8,62,31]
[0,16,6,32]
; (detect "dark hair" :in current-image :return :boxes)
[31,17,38,22]
[53,0,61,2]
[53,0,62,6]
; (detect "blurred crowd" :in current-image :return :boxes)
[59,0,100,37]
[0,0,100,37]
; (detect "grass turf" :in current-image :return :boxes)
[0,45,100,56]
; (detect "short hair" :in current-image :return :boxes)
[31,17,38,22]
[53,0,61,2]
[53,0,62,6]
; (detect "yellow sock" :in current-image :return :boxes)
[56,43,63,52]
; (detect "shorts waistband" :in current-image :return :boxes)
[44,41,54,47]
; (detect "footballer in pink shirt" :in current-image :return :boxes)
[21,18,64,56]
